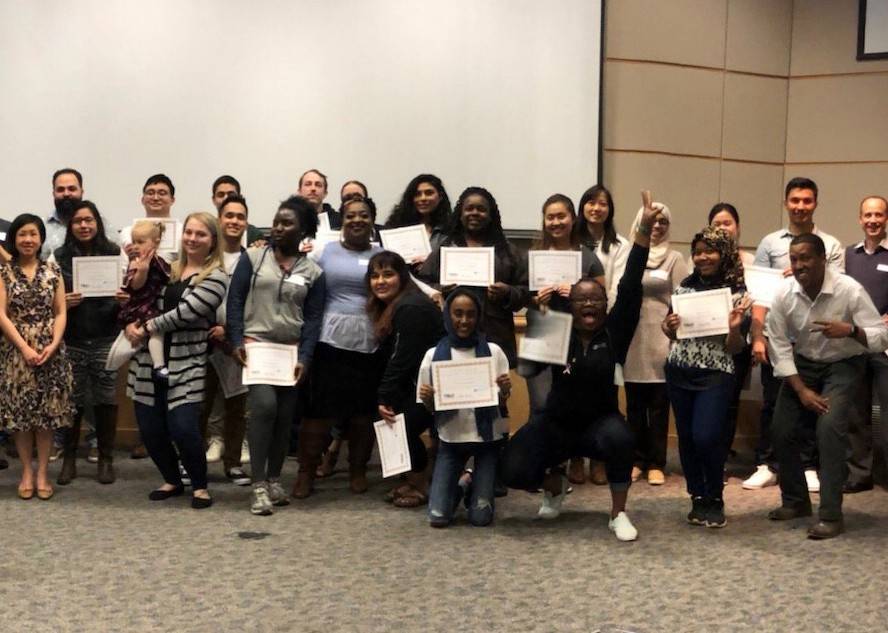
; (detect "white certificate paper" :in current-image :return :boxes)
[242,342,298,386]
[672,287,732,339]
[373,415,412,478]
[519,309,573,366]
[432,357,498,411]
[527,250,582,291]
[379,224,431,262]
[439,247,495,287]
[745,265,786,308]
[72,256,123,297]
[133,218,181,253]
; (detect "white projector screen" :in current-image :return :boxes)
[0,0,602,233]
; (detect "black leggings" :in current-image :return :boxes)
[403,403,434,473]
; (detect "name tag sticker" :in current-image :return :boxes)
[358,258,370,267]
[285,274,305,286]
[0,232,5,240]
[649,269,669,280]
[877,264,888,273]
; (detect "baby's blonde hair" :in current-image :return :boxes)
[131,219,166,242]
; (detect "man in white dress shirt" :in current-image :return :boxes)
[766,234,888,539]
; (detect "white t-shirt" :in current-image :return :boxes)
[416,342,510,444]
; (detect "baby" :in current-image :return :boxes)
[119,220,172,381]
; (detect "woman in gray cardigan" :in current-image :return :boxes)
[124,212,227,509]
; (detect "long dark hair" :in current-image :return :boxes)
[61,200,119,256]
[576,184,619,254]
[447,186,509,253]
[4,213,46,260]
[385,174,452,231]
[366,251,420,339]
[532,193,580,250]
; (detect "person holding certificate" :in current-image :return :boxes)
[123,212,227,510]
[523,193,604,485]
[417,289,511,527]
[301,198,384,497]
[662,226,751,528]
[418,186,529,369]
[501,191,660,542]
[384,174,453,264]
[0,214,74,501]
[226,196,325,515]
[622,202,687,486]
[369,251,445,508]
[53,201,122,485]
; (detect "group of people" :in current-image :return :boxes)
[1,168,886,541]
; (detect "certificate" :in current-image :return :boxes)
[432,357,498,411]
[518,309,573,366]
[72,256,122,297]
[373,415,412,478]
[439,247,495,287]
[672,287,732,339]
[379,224,431,262]
[241,342,299,386]
[745,265,786,308]
[132,218,181,253]
[528,250,582,291]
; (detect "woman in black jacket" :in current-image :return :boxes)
[501,191,660,542]
[369,251,444,507]
[53,201,121,485]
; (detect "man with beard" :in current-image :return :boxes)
[43,168,87,258]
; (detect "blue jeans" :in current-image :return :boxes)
[428,440,502,527]
[133,384,207,490]
[667,372,735,500]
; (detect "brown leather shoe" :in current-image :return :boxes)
[349,467,368,494]
[589,461,608,485]
[768,504,813,521]
[97,458,116,485]
[567,457,586,485]
[291,470,315,499]
[807,519,844,540]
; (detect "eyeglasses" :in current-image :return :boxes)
[72,217,96,225]
[570,297,607,307]
[144,189,171,198]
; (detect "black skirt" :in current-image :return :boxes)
[305,342,384,419]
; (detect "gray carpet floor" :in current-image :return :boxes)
[1,453,886,633]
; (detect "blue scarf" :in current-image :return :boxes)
[432,288,498,441]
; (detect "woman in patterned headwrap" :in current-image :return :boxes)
[662,226,751,529]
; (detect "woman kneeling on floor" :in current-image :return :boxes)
[500,191,660,542]
[418,288,511,527]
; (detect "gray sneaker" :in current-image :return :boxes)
[226,467,251,486]
[251,483,273,516]
[268,480,290,507]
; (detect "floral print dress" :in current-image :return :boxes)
[0,260,74,431]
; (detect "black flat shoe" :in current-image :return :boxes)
[191,495,213,509]
[807,519,844,540]
[148,486,184,501]
[843,480,873,494]
[767,504,812,521]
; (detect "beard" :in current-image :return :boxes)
[54,197,80,222]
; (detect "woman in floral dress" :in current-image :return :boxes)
[0,214,74,500]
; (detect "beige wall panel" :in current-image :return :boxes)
[719,161,786,249]
[791,0,888,75]
[782,163,888,247]
[603,150,721,243]
[786,74,888,162]
[725,0,792,75]
[603,61,724,157]
[722,74,788,163]
[605,0,727,67]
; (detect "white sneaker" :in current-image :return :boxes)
[251,484,273,516]
[240,439,250,464]
[205,437,224,463]
[805,469,820,493]
[537,476,566,520]
[608,511,638,542]
[268,480,290,507]
[742,464,778,490]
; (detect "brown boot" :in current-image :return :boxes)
[57,409,83,486]
[567,457,586,484]
[316,438,342,478]
[589,460,608,485]
[293,418,331,499]
[95,404,118,485]
[346,417,374,494]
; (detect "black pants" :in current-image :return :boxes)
[404,403,434,474]
[625,382,669,469]
[772,355,865,521]
[759,362,817,470]
[502,412,634,493]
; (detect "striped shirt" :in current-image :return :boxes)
[127,268,228,410]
